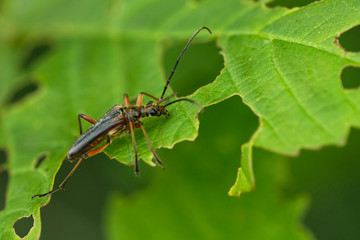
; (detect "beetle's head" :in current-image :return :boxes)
[145,98,200,119]
[145,101,169,118]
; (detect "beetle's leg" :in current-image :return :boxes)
[139,121,165,169]
[140,92,159,102]
[140,92,177,104]
[136,93,144,106]
[123,95,140,175]
[157,92,177,104]
[124,94,131,107]
[128,121,140,176]
[78,113,96,135]
[32,140,110,198]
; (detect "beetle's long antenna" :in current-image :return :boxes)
[159,26,212,101]
[164,98,201,109]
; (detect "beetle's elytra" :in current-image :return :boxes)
[32,27,212,198]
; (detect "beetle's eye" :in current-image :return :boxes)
[150,109,157,116]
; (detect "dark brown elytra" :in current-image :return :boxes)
[32,26,212,198]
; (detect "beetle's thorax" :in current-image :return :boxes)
[123,103,169,121]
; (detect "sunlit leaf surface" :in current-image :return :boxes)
[1,0,360,239]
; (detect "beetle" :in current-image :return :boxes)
[32,26,212,198]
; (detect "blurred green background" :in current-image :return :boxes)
[1,0,360,239]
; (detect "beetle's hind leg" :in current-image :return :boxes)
[32,140,111,198]
[78,113,96,135]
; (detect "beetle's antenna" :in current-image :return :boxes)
[159,26,212,101]
[164,98,201,109]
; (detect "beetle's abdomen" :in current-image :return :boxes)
[66,105,126,161]
[66,133,106,161]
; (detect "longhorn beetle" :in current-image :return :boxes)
[32,26,212,198]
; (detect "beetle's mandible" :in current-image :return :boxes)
[32,26,212,198]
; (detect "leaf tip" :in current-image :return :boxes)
[228,168,254,197]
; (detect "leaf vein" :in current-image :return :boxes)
[269,41,334,138]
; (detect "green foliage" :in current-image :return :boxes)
[0,0,360,239]
[228,141,254,196]
[105,148,311,240]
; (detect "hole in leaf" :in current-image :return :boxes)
[162,40,223,97]
[0,170,8,211]
[266,0,318,8]
[338,25,360,52]
[6,80,38,105]
[0,149,6,166]
[341,66,360,89]
[13,215,34,238]
[0,149,8,211]
[21,42,52,70]
[35,154,47,169]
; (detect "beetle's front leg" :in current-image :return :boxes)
[138,92,158,105]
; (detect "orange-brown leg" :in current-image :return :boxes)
[78,113,96,135]
[140,92,177,104]
[140,92,159,102]
[128,121,140,176]
[139,122,164,168]
[157,92,177,104]
[124,94,131,107]
[136,93,143,106]
[32,140,111,198]
[124,94,141,175]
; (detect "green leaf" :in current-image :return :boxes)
[1,0,360,238]
[0,43,23,146]
[0,45,19,107]
[228,140,255,197]
[219,0,360,194]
